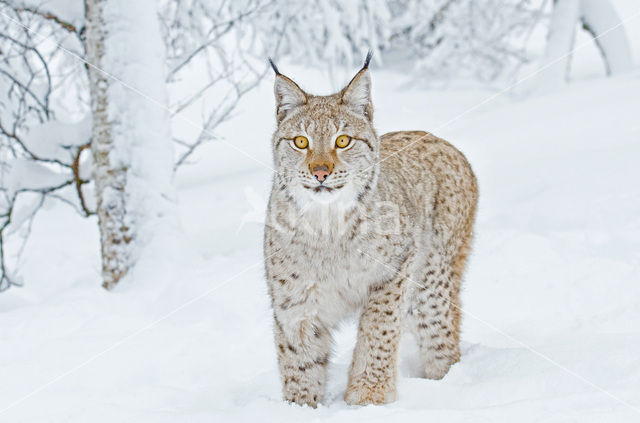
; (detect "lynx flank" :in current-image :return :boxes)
[264,53,478,407]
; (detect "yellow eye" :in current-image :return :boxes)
[335,135,351,149]
[293,135,308,149]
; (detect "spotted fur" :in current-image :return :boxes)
[264,59,478,407]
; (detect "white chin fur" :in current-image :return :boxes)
[308,188,341,204]
[293,183,357,208]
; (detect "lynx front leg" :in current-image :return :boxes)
[345,277,405,405]
[272,313,331,407]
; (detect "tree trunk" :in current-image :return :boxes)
[84,0,178,289]
[580,0,633,76]
[539,0,581,87]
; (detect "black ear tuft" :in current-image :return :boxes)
[268,58,281,75]
[363,50,373,69]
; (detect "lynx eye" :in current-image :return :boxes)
[335,135,352,149]
[293,136,308,149]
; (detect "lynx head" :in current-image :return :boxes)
[270,53,379,209]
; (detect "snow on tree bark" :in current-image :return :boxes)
[84,0,178,289]
[538,0,581,87]
[580,0,633,76]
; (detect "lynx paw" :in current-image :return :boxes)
[344,379,397,405]
[284,388,320,408]
[423,359,454,380]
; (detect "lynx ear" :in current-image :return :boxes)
[341,51,373,121]
[270,59,307,124]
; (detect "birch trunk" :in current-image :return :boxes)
[84,0,178,289]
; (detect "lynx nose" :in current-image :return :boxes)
[311,163,331,183]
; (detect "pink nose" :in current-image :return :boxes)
[312,164,330,182]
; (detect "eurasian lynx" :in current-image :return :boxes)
[264,53,478,407]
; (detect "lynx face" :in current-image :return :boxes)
[271,68,379,208]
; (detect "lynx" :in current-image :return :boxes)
[264,53,478,407]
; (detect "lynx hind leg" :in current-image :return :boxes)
[408,249,468,380]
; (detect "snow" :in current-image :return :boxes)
[4,158,70,196]
[1,52,640,423]
[21,117,91,163]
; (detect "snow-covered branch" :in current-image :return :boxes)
[160,0,278,168]
[0,3,91,290]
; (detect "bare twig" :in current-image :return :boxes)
[0,1,79,33]
[71,143,93,216]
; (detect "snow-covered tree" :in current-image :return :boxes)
[539,0,633,86]
[84,0,179,289]
[389,0,547,82]
[256,0,547,83]
[0,0,270,290]
[580,0,633,76]
[258,0,391,80]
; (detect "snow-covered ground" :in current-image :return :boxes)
[2,51,640,422]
